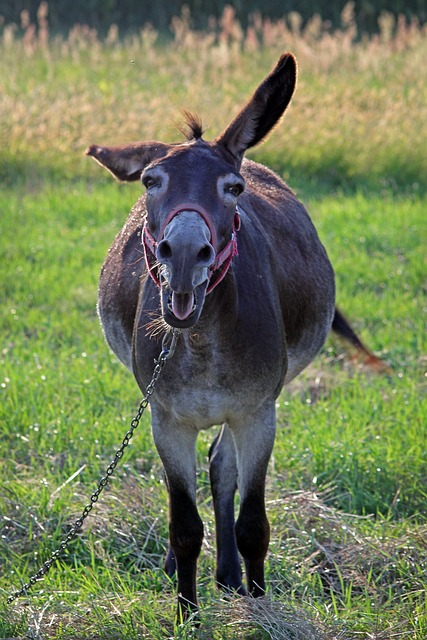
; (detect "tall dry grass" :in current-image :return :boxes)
[1,2,426,188]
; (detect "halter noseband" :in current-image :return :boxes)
[142,203,240,294]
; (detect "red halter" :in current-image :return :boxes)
[142,203,240,294]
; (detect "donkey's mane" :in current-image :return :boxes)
[178,110,205,141]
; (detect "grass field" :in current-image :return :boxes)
[1,7,427,639]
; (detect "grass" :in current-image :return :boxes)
[1,6,426,191]
[1,6,427,639]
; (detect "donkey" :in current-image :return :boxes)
[87,53,335,617]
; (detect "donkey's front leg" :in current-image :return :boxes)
[231,402,276,596]
[151,410,203,619]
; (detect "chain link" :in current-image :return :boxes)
[7,329,181,604]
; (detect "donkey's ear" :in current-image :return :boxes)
[216,53,297,164]
[85,142,171,181]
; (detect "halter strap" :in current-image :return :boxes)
[142,203,240,294]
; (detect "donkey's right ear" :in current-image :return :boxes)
[85,142,171,181]
[216,53,297,165]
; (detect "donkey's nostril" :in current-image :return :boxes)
[157,240,172,261]
[197,244,215,266]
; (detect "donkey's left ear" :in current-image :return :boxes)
[215,53,297,164]
[85,141,171,181]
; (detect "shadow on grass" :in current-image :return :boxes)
[2,152,426,199]
[252,149,427,200]
[0,156,93,192]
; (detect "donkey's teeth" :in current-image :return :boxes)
[171,292,195,320]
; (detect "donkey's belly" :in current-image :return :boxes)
[284,307,334,384]
[156,387,241,429]
[153,381,275,430]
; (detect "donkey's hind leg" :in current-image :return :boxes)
[231,402,276,597]
[209,424,246,594]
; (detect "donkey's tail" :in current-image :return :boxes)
[332,307,391,372]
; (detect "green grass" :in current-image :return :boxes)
[1,15,427,640]
[1,180,425,639]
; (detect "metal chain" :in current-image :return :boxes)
[7,328,181,604]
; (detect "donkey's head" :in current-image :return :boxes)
[87,53,297,328]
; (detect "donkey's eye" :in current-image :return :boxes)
[225,183,243,197]
[142,175,160,190]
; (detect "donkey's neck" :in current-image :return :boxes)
[196,274,236,325]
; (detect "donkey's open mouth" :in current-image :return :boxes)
[161,280,209,329]
[168,291,195,321]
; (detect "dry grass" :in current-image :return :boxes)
[4,478,425,638]
[210,595,326,640]
[1,3,426,188]
[268,488,427,593]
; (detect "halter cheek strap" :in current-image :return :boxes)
[142,203,240,294]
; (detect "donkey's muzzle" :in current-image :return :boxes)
[156,210,215,327]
